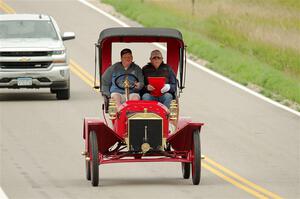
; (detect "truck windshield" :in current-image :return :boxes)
[0,20,59,40]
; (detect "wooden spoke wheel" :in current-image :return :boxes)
[181,162,190,179]
[191,129,201,185]
[85,158,91,181]
[89,131,99,186]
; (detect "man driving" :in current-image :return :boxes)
[102,48,144,107]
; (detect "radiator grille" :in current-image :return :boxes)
[128,118,163,152]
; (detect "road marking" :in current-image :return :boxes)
[69,59,99,90]
[0,2,284,199]
[0,187,9,199]
[69,62,94,88]
[78,0,300,117]
[202,163,268,199]
[0,0,15,13]
[70,59,95,83]
[204,157,283,199]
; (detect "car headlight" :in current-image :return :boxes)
[52,50,65,55]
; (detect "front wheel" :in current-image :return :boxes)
[89,131,99,186]
[191,129,201,185]
[85,159,91,181]
[56,88,70,100]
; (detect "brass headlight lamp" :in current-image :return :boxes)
[169,100,178,120]
[108,98,117,119]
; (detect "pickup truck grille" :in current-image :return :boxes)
[0,51,52,57]
[0,62,52,69]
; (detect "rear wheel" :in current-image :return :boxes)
[181,162,190,179]
[191,129,201,185]
[89,131,99,186]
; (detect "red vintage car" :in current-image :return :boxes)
[82,27,204,186]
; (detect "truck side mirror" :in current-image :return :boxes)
[62,32,75,41]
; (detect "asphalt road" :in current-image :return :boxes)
[0,0,299,199]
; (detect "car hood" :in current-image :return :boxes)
[0,38,64,51]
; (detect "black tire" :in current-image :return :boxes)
[50,88,56,94]
[192,129,201,185]
[89,131,99,186]
[181,162,190,179]
[56,88,70,100]
[85,159,91,181]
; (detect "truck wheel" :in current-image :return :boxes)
[181,162,190,179]
[89,131,99,186]
[50,88,56,94]
[191,129,201,185]
[56,88,70,100]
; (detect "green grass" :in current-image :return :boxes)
[102,0,300,105]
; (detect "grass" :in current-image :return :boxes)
[102,0,300,106]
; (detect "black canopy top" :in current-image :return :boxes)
[98,27,183,43]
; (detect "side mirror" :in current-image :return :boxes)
[62,32,75,41]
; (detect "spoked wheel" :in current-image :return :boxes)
[181,162,190,179]
[85,159,91,181]
[191,129,201,185]
[89,131,99,186]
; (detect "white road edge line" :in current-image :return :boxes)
[0,187,9,199]
[78,0,300,117]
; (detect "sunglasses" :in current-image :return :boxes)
[151,56,162,60]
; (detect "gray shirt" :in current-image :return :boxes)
[101,62,144,97]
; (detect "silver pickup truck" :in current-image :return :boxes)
[0,14,75,100]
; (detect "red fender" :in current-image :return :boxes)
[167,117,204,151]
[83,118,124,154]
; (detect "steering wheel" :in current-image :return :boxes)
[114,73,139,90]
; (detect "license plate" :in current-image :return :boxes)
[17,78,32,86]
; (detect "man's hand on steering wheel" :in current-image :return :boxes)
[134,82,141,90]
[114,73,139,90]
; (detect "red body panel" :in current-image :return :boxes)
[83,118,123,154]
[112,100,170,138]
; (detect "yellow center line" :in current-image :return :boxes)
[202,163,268,199]
[204,157,283,199]
[69,63,94,88]
[0,0,15,13]
[0,2,284,199]
[70,59,97,83]
[69,60,100,91]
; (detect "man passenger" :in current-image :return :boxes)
[142,50,176,108]
[102,48,144,107]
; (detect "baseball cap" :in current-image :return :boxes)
[120,48,132,57]
[150,50,163,59]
